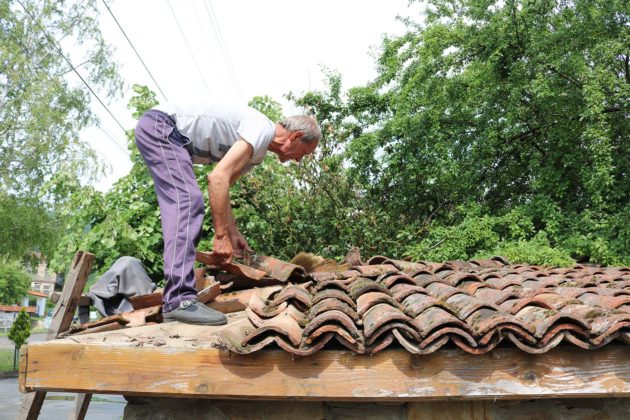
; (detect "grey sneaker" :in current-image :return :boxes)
[163,300,227,325]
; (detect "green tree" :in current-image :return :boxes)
[344,0,629,264]
[8,309,31,369]
[0,0,123,262]
[8,309,31,349]
[0,260,30,305]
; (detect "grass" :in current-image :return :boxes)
[0,347,17,372]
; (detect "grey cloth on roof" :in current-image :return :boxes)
[89,256,157,317]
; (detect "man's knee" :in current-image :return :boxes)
[189,188,204,215]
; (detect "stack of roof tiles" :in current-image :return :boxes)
[218,257,630,355]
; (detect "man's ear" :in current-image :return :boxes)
[291,131,304,141]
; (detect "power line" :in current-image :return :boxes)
[98,125,129,155]
[100,0,169,102]
[165,0,213,97]
[2,19,130,157]
[16,0,128,136]
[189,0,223,87]
[203,0,243,100]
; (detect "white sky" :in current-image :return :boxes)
[83,0,424,191]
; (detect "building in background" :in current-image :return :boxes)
[0,306,36,333]
[30,260,58,297]
[22,291,48,317]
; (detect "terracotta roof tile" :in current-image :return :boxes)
[213,256,630,356]
[0,305,36,313]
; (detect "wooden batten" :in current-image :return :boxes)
[20,343,630,401]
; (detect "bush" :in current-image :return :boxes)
[9,309,31,349]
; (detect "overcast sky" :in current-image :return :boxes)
[83,0,424,191]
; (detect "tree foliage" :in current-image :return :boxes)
[341,0,629,265]
[0,260,31,305]
[0,0,122,262]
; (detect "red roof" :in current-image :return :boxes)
[27,290,49,298]
[211,256,630,356]
[0,305,36,313]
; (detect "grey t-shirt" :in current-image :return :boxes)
[154,102,275,174]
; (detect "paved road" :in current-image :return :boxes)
[0,333,46,348]
[0,378,125,419]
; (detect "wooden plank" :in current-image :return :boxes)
[18,251,94,420]
[46,252,95,340]
[21,343,630,400]
[74,322,122,336]
[18,345,28,393]
[50,292,91,307]
[72,314,128,333]
[17,393,45,420]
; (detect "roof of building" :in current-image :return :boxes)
[215,256,630,356]
[0,305,36,313]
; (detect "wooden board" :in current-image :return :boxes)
[20,343,630,401]
[18,251,94,420]
[46,252,95,340]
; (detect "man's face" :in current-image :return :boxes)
[278,133,318,163]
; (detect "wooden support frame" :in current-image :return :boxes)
[20,342,630,401]
[17,251,95,420]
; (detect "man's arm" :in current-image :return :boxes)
[207,139,253,263]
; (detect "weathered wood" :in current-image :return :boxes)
[197,282,221,304]
[74,313,128,331]
[18,251,95,420]
[20,343,630,401]
[18,345,28,393]
[50,292,91,307]
[74,322,122,336]
[46,252,95,340]
[71,393,92,420]
[17,393,45,420]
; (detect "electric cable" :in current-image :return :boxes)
[101,0,169,102]
[166,0,213,97]
[2,20,130,156]
[16,0,128,136]
[203,0,243,100]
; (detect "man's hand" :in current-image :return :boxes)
[212,235,234,264]
[230,230,252,259]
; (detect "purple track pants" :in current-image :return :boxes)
[134,110,203,313]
